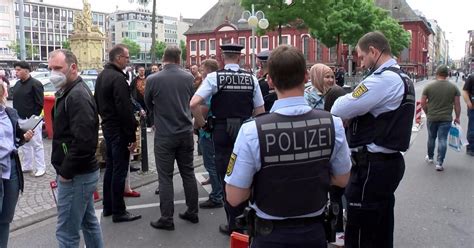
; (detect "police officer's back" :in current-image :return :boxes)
[225,45,351,247]
[331,31,415,248]
[190,44,264,235]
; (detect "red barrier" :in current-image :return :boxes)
[415,100,422,124]
[43,95,55,139]
[230,232,249,248]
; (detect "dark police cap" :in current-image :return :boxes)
[220,43,244,54]
[256,50,271,61]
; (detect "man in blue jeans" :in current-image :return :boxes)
[421,65,461,171]
[462,74,474,156]
[49,49,104,247]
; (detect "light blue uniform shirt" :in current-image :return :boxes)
[225,96,351,219]
[331,59,405,153]
[194,64,264,108]
[0,106,15,179]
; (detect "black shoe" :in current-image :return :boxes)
[155,188,160,195]
[112,211,142,223]
[219,224,231,236]
[102,210,112,217]
[178,212,199,224]
[150,220,175,231]
[199,199,223,209]
[129,166,140,172]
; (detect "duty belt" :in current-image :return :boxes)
[256,214,324,228]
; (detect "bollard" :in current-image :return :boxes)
[140,115,149,172]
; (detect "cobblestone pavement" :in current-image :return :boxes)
[11,131,203,231]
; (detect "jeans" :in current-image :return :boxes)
[427,121,451,165]
[103,130,130,215]
[56,170,103,248]
[0,158,19,248]
[199,135,223,203]
[467,109,474,152]
[154,132,198,222]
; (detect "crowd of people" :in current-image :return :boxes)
[0,30,472,248]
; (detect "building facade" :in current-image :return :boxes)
[466,30,474,74]
[0,0,17,67]
[8,0,108,66]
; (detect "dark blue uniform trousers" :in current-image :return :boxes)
[251,222,327,248]
[212,124,247,231]
[344,152,405,248]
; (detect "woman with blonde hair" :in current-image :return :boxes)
[304,63,336,109]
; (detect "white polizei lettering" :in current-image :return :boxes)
[306,119,320,127]
[318,128,328,146]
[265,133,276,153]
[280,154,295,162]
[219,75,226,83]
[261,123,276,131]
[264,156,279,163]
[277,122,292,129]
[292,131,302,151]
[308,129,318,148]
[295,152,309,160]
[303,129,308,149]
[328,127,332,146]
[292,121,306,128]
[320,118,331,125]
[279,132,291,151]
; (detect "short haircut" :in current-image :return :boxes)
[201,59,219,72]
[137,66,145,70]
[357,31,392,55]
[151,64,159,68]
[13,61,31,71]
[49,49,78,66]
[436,65,449,77]
[268,45,306,91]
[162,45,181,64]
[109,44,127,62]
[223,53,240,61]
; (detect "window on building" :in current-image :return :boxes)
[62,10,66,18]
[40,20,45,28]
[47,21,52,29]
[68,10,73,18]
[200,40,206,51]
[239,37,246,47]
[54,22,60,29]
[24,5,30,13]
[249,37,255,49]
[48,34,53,42]
[93,13,98,23]
[302,36,309,60]
[279,36,289,45]
[209,39,216,50]
[329,46,337,62]
[0,20,9,28]
[190,40,196,51]
[261,36,269,49]
[40,33,46,42]
[55,34,60,41]
[400,48,409,62]
[32,19,38,27]
[0,5,9,14]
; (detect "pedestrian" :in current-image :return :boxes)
[335,67,345,87]
[0,80,34,248]
[304,63,336,109]
[420,65,461,171]
[130,66,151,128]
[150,64,160,75]
[48,49,104,247]
[456,71,459,82]
[95,44,141,223]
[256,50,277,111]
[462,74,474,156]
[225,45,351,247]
[190,43,264,235]
[12,61,46,177]
[146,45,199,231]
[331,31,415,248]
[191,64,203,91]
[196,59,223,209]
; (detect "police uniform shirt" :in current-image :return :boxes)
[331,58,405,153]
[225,96,351,220]
[194,64,264,108]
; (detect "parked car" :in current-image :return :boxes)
[81,69,99,76]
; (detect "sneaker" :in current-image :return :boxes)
[34,170,46,177]
[425,155,434,165]
[435,164,444,171]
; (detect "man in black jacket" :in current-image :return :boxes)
[95,44,141,223]
[48,49,104,247]
[12,61,46,177]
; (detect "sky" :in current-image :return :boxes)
[43,0,473,60]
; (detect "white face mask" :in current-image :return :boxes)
[50,69,68,90]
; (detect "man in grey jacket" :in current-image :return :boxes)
[145,45,198,231]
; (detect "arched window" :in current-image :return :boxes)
[302,36,310,60]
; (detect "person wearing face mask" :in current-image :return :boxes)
[304,63,336,109]
[331,31,415,248]
[11,61,46,177]
[48,49,104,248]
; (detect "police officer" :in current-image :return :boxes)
[190,43,264,235]
[256,50,277,111]
[331,31,415,248]
[225,45,351,247]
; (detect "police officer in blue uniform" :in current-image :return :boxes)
[331,32,415,248]
[190,43,265,235]
[256,50,277,111]
[225,45,351,247]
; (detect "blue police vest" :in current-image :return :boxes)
[254,110,335,217]
[348,67,415,151]
[210,69,255,120]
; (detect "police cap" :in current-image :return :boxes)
[220,43,244,54]
[256,50,271,61]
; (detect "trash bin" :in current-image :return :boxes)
[43,95,55,139]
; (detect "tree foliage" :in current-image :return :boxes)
[154,41,167,61]
[7,40,38,60]
[372,7,411,57]
[62,40,70,50]
[121,38,141,59]
[179,40,187,63]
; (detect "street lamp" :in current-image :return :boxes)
[239,4,269,73]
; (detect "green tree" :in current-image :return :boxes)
[154,41,167,61]
[179,40,187,64]
[372,7,411,57]
[134,0,157,63]
[62,40,70,50]
[7,40,38,60]
[121,38,141,59]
